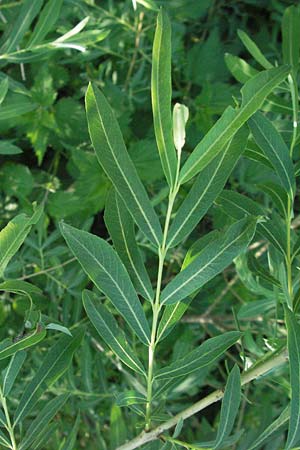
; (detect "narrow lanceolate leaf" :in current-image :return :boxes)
[248,406,289,450]
[248,112,295,196]
[60,222,150,345]
[2,351,26,396]
[83,291,145,375]
[237,29,273,69]
[85,83,162,247]
[157,298,192,342]
[161,217,257,305]
[19,394,69,450]
[285,307,300,449]
[14,328,84,425]
[28,0,64,47]
[0,0,44,53]
[0,430,10,448]
[214,365,241,449]
[151,9,177,187]
[0,326,46,361]
[179,66,289,184]
[104,189,153,302]
[155,331,241,380]
[259,182,288,218]
[282,5,300,72]
[60,413,80,450]
[0,205,43,278]
[0,77,9,105]
[167,127,249,248]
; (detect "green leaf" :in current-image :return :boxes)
[225,53,258,83]
[0,429,10,448]
[0,141,22,155]
[45,323,72,337]
[59,413,80,450]
[110,404,126,449]
[0,0,44,53]
[248,112,295,196]
[104,189,153,302]
[151,9,177,187]
[248,406,289,450]
[167,127,249,248]
[0,280,42,297]
[237,29,273,69]
[13,328,84,425]
[28,0,64,47]
[157,297,192,342]
[155,331,241,380]
[179,66,289,184]
[2,351,26,396]
[0,205,43,278]
[0,77,9,105]
[285,307,300,449]
[116,390,146,407]
[0,326,46,361]
[85,83,162,247]
[214,365,241,449]
[259,182,288,218]
[60,222,150,345]
[19,394,69,450]
[82,290,145,375]
[161,217,257,305]
[282,5,300,72]
[0,98,37,120]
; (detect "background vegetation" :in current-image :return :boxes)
[0,0,299,449]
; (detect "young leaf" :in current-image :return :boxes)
[225,53,258,83]
[0,0,44,53]
[179,66,289,184]
[60,222,150,345]
[2,351,26,396]
[82,290,146,375]
[248,112,295,196]
[28,0,64,47]
[0,205,43,278]
[173,103,189,154]
[214,365,241,449]
[157,297,192,342]
[151,9,177,187]
[85,83,162,247]
[19,394,69,450]
[237,29,273,69]
[167,127,249,248]
[13,328,84,425]
[155,331,241,380]
[285,307,300,449]
[0,326,46,361]
[282,5,300,72]
[104,189,153,302]
[161,217,257,305]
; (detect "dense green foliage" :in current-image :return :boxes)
[1,1,300,449]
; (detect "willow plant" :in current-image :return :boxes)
[60,6,300,450]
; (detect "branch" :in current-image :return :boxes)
[116,348,288,450]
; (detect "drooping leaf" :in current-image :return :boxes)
[285,307,300,449]
[155,331,241,380]
[179,66,289,183]
[161,217,257,305]
[2,351,26,396]
[83,290,145,375]
[28,0,64,47]
[167,127,249,248]
[237,29,273,69]
[0,205,43,278]
[248,112,295,196]
[19,394,69,450]
[214,365,241,449]
[85,83,162,247]
[60,222,150,345]
[151,9,177,187]
[104,189,153,302]
[14,328,84,425]
[0,326,46,361]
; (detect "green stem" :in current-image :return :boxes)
[145,158,181,430]
[288,73,298,158]
[0,387,17,450]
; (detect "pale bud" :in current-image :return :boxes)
[173,103,189,156]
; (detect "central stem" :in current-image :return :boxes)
[145,159,181,430]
